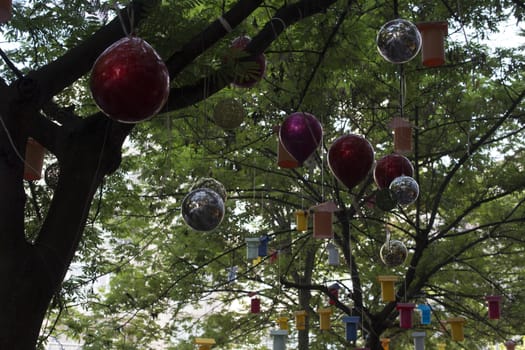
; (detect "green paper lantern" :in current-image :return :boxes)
[213,98,245,130]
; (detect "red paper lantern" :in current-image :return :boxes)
[230,35,266,88]
[90,36,170,123]
[374,154,414,189]
[328,134,374,189]
[0,0,12,23]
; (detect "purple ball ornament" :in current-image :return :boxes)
[328,134,375,189]
[279,112,323,165]
[374,154,414,189]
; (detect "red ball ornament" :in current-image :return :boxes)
[328,134,375,189]
[374,154,414,189]
[230,35,266,88]
[90,36,170,123]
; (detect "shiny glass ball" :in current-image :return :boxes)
[380,239,408,267]
[191,177,227,202]
[389,175,419,205]
[377,19,422,64]
[181,188,225,231]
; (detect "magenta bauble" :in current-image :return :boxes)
[230,35,266,88]
[279,112,323,165]
[374,154,414,189]
[328,134,375,189]
[90,36,170,123]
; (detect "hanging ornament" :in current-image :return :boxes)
[245,237,260,260]
[505,340,517,350]
[277,316,289,330]
[377,275,398,302]
[258,234,272,257]
[194,338,216,350]
[279,112,323,165]
[412,331,426,350]
[295,209,309,231]
[380,240,408,267]
[376,19,422,64]
[44,161,60,189]
[447,317,466,341]
[417,304,432,325]
[437,343,446,350]
[229,35,266,88]
[485,295,502,320]
[396,303,416,329]
[388,117,413,155]
[181,188,225,231]
[327,283,340,305]
[270,329,288,350]
[24,138,46,181]
[0,0,11,23]
[250,295,261,313]
[226,266,238,283]
[374,154,414,189]
[212,98,246,130]
[90,36,170,123]
[389,175,419,205]
[318,307,332,330]
[327,242,340,266]
[295,310,307,330]
[381,338,391,350]
[192,177,227,202]
[342,315,360,342]
[416,22,448,67]
[328,134,375,189]
[311,201,338,239]
[374,188,398,211]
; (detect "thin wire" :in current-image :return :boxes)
[399,65,406,119]
[0,113,40,176]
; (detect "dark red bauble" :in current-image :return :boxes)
[90,36,170,123]
[230,35,266,88]
[374,154,414,189]
[328,134,375,189]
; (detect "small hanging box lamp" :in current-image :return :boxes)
[258,235,272,257]
[270,329,288,350]
[388,117,413,155]
[250,295,261,314]
[24,138,46,181]
[194,338,216,350]
[318,307,332,330]
[226,266,238,283]
[396,303,416,329]
[416,21,448,67]
[295,209,309,232]
[377,275,399,302]
[246,237,260,260]
[447,317,466,341]
[311,201,338,239]
[327,242,340,266]
[0,0,12,24]
[437,343,446,350]
[328,283,340,306]
[505,340,517,350]
[380,338,391,350]
[277,316,289,330]
[413,331,426,350]
[295,310,307,330]
[485,295,502,320]
[342,315,360,342]
[417,304,432,325]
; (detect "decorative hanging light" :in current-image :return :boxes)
[342,315,360,342]
[389,175,419,205]
[212,98,246,130]
[229,35,266,88]
[417,304,432,325]
[0,0,12,23]
[258,235,272,257]
[328,283,340,306]
[327,242,340,266]
[279,112,323,165]
[374,153,414,189]
[311,201,338,239]
[269,330,288,350]
[181,188,225,231]
[376,19,422,64]
[447,317,466,341]
[277,316,289,330]
[194,338,216,350]
[396,303,416,329]
[485,295,502,320]
[505,340,517,350]
[295,209,309,232]
[250,295,261,314]
[388,117,414,155]
[246,237,260,260]
[380,239,408,267]
[416,22,448,67]
[295,310,307,331]
[318,307,332,330]
[377,275,399,302]
[381,338,391,350]
[412,331,426,350]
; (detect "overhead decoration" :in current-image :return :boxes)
[327,242,340,266]
[295,311,307,331]
[212,98,246,130]
[447,317,466,341]
[44,161,60,189]
[270,329,288,350]
[374,188,398,211]
[377,275,398,302]
[437,343,446,350]
[318,307,332,330]
[328,134,375,189]
[311,201,338,239]
[485,295,502,320]
[90,36,170,123]
[381,338,391,350]
[250,294,261,313]
[389,175,419,205]
[505,340,517,350]
[277,316,289,330]
[412,331,426,350]
[380,239,408,267]
[24,138,46,181]
[342,315,360,342]
[246,237,260,260]
[327,283,340,306]
[416,22,448,67]
[194,338,216,350]
[226,266,237,283]
[258,235,272,257]
[181,188,225,231]
[417,304,432,325]
[376,19,422,64]
[192,177,227,202]
[295,209,309,231]
[230,35,266,88]
[389,117,413,155]
[0,0,11,23]
[279,112,323,165]
[396,303,416,329]
[374,154,414,189]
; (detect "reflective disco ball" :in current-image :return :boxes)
[44,161,60,189]
[380,239,408,267]
[181,188,225,231]
[389,175,419,205]
[213,98,246,130]
[377,19,422,64]
[191,177,227,202]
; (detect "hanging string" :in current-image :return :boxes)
[399,65,406,119]
[115,4,133,37]
[0,114,40,176]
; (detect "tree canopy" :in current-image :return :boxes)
[0,0,524,349]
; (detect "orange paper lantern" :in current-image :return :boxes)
[417,21,448,67]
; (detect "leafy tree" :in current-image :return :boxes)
[1,0,524,350]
